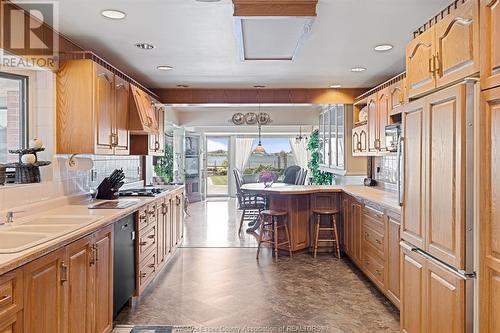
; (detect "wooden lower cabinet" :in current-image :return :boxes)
[93,226,113,333]
[401,243,465,333]
[67,236,94,333]
[0,312,23,333]
[23,248,67,333]
[23,225,113,333]
[341,195,400,308]
[136,189,185,296]
[385,214,401,308]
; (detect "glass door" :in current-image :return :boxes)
[206,136,230,197]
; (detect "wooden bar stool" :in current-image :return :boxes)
[312,209,341,259]
[256,210,292,260]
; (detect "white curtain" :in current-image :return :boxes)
[289,138,309,171]
[234,138,255,171]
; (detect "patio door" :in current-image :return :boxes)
[205,136,230,197]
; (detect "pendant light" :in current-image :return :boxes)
[295,126,308,143]
[254,123,266,154]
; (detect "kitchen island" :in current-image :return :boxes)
[241,184,400,252]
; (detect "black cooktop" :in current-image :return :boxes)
[118,187,166,197]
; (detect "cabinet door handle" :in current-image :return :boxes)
[141,272,147,278]
[61,262,68,283]
[147,235,156,239]
[429,57,435,76]
[0,295,12,307]
[148,264,155,268]
[148,210,156,216]
[433,54,441,77]
[140,241,148,246]
[155,141,160,151]
[89,245,96,266]
[375,239,382,245]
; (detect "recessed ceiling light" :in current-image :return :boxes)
[101,9,126,20]
[157,65,173,71]
[253,85,266,88]
[177,84,189,88]
[134,43,155,50]
[351,67,367,72]
[329,84,342,88]
[195,0,222,2]
[374,44,393,52]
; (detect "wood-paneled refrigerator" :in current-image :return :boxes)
[400,80,477,333]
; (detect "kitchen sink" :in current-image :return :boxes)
[0,232,48,253]
[6,225,77,234]
[0,215,104,254]
[22,215,102,226]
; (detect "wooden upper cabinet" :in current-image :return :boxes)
[114,76,130,155]
[424,84,466,268]
[406,27,436,99]
[480,86,500,333]
[367,95,378,152]
[129,85,159,134]
[94,65,115,154]
[401,244,426,333]
[434,0,479,88]
[23,248,67,333]
[389,79,405,114]
[406,0,479,99]
[481,0,500,90]
[377,89,389,151]
[402,99,425,249]
[57,59,131,155]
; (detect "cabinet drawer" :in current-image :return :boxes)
[137,208,149,231]
[0,269,22,323]
[363,247,385,289]
[138,251,157,289]
[363,205,384,221]
[138,224,157,261]
[363,225,385,256]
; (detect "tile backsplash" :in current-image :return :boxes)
[374,155,398,184]
[89,155,142,189]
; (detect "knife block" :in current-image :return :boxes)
[96,177,121,200]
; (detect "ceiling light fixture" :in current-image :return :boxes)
[177,84,189,88]
[253,85,266,88]
[329,84,342,88]
[374,44,393,52]
[134,43,155,50]
[351,67,367,72]
[196,0,222,2]
[101,9,126,20]
[157,65,173,71]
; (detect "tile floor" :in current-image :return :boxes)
[114,199,400,333]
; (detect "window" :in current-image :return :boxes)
[245,138,296,176]
[0,72,28,164]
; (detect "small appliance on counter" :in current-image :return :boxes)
[364,157,377,187]
[96,169,125,200]
[385,123,401,153]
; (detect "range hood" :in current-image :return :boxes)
[233,0,318,61]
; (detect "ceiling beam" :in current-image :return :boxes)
[233,0,318,17]
[154,88,368,105]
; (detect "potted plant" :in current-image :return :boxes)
[307,129,333,185]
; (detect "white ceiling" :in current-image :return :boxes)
[51,0,451,89]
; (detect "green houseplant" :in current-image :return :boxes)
[154,144,174,183]
[307,129,333,185]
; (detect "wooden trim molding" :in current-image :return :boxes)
[154,88,367,105]
[233,0,318,17]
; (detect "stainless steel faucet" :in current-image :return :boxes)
[5,211,24,224]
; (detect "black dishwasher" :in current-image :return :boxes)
[113,214,136,318]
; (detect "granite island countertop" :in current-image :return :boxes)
[241,184,401,214]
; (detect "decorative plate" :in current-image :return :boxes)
[258,113,271,125]
[245,112,258,125]
[231,113,245,125]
